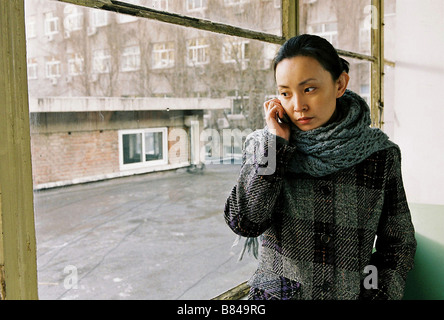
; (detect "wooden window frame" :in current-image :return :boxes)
[0,0,387,300]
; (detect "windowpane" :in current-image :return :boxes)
[26,0,265,298]
[344,57,371,105]
[121,0,282,36]
[25,0,377,301]
[123,133,143,164]
[299,0,372,54]
[145,131,163,161]
[383,0,396,138]
[384,0,396,61]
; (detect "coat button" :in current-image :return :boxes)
[320,185,332,195]
[321,233,331,244]
[322,281,331,291]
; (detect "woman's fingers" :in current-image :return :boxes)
[264,99,285,122]
[263,98,290,141]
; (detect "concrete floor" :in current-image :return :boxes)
[33,164,257,300]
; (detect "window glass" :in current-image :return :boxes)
[187,38,210,66]
[25,0,377,300]
[152,42,175,69]
[44,11,59,36]
[384,0,396,62]
[28,57,38,79]
[299,0,372,54]
[342,56,371,105]
[122,132,143,164]
[128,0,282,36]
[144,131,164,162]
[26,0,279,299]
[121,46,141,72]
[382,0,396,138]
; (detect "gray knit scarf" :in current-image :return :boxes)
[236,89,397,260]
[287,89,395,177]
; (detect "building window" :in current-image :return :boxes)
[222,38,250,64]
[64,5,83,32]
[152,0,169,11]
[224,0,250,6]
[44,11,59,39]
[27,58,38,79]
[187,38,209,66]
[186,0,207,12]
[360,84,370,105]
[121,46,141,72]
[359,20,371,52]
[68,53,84,76]
[45,57,61,78]
[118,14,138,24]
[26,16,37,39]
[91,9,108,27]
[119,128,168,169]
[307,22,338,48]
[93,49,111,74]
[152,42,175,69]
[117,0,140,23]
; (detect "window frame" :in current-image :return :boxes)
[152,41,175,69]
[64,5,84,31]
[67,53,84,76]
[92,49,111,74]
[224,0,250,6]
[27,57,38,79]
[121,45,141,72]
[91,9,109,27]
[0,0,388,300]
[152,0,169,11]
[45,57,61,78]
[222,37,250,64]
[186,37,210,66]
[118,127,169,171]
[308,22,339,48]
[44,11,59,38]
[26,15,37,38]
[186,0,208,12]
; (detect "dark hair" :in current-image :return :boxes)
[273,34,349,81]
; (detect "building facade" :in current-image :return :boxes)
[25,0,380,188]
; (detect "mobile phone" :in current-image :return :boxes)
[277,113,290,124]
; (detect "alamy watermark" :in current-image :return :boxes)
[168,126,277,175]
[63,265,78,290]
[363,5,379,30]
[363,265,378,290]
[61,263,378,293]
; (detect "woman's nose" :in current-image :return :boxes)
[292,94,307,112]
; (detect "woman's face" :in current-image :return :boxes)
[275,55,349,131]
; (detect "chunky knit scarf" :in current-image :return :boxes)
[287,89,395,177]
[236,89,397,260]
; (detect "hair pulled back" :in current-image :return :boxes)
[273,34,349,81]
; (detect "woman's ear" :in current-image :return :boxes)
[335,72,350,98]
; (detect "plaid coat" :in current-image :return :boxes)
[224,129,417,300]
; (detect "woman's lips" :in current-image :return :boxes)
[297,117,314,125]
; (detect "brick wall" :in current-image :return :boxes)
[30,130,119,186]
[29,110,202,188]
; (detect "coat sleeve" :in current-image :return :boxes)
[224,128,297,238]
[362,146,417,300]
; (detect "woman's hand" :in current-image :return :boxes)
[263,98,290,142]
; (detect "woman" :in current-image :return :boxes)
[224,34,416,300]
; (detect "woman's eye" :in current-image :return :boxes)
[304,87,316,93]
[280,92,288,97]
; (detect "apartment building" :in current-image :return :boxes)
[25,0,378,188]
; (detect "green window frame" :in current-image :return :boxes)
[0,0,387,300]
